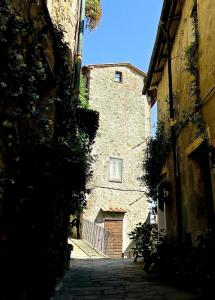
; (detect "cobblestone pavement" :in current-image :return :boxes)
[54,259,200,300]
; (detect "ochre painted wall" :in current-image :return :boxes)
[198,0,215,207]
[156,0,215,239]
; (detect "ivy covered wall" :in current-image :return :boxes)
[0,1,98,299]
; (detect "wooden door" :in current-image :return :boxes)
[104,219,123,258]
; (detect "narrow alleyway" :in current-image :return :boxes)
[54,259,200,300]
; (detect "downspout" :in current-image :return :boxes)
[160,24,183,244]
[75,0,86,95]
[74,0,86,239]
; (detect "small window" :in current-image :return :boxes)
[109,157,123,182]
[115,71,122,83]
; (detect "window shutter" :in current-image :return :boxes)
[109,158,122,182]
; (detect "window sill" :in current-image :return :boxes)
[109,179,122,183]
[114,80,123,83]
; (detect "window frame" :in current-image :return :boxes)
[109,157,123,183]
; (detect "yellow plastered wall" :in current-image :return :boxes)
[156,0,215,239]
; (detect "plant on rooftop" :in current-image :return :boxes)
[85,0,102,30]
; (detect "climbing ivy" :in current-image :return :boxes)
[0,1,99,299]
[185,1,205,137]
[79,74,89,109]
[141,122,171,204]
[176,0,205,137]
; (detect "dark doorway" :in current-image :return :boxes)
[190,142,214,229]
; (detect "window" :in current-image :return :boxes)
[109,158,123,182]
[115,71,122,83]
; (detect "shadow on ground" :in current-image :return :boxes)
[54,258,201,300]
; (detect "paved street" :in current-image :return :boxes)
[54,259,200,300]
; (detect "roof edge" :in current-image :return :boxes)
[143,0,172,95]
[83,62,146,77]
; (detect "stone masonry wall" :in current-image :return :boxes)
[84,65,150,253]
[47,0,80,57]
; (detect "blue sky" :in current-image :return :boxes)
[83,0,163,134]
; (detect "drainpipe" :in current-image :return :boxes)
[75,0,86,95]
[160,24,183,245]
[74,0,86,239]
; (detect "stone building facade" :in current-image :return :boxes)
[83,63,150,258]
[47,0,80,56]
